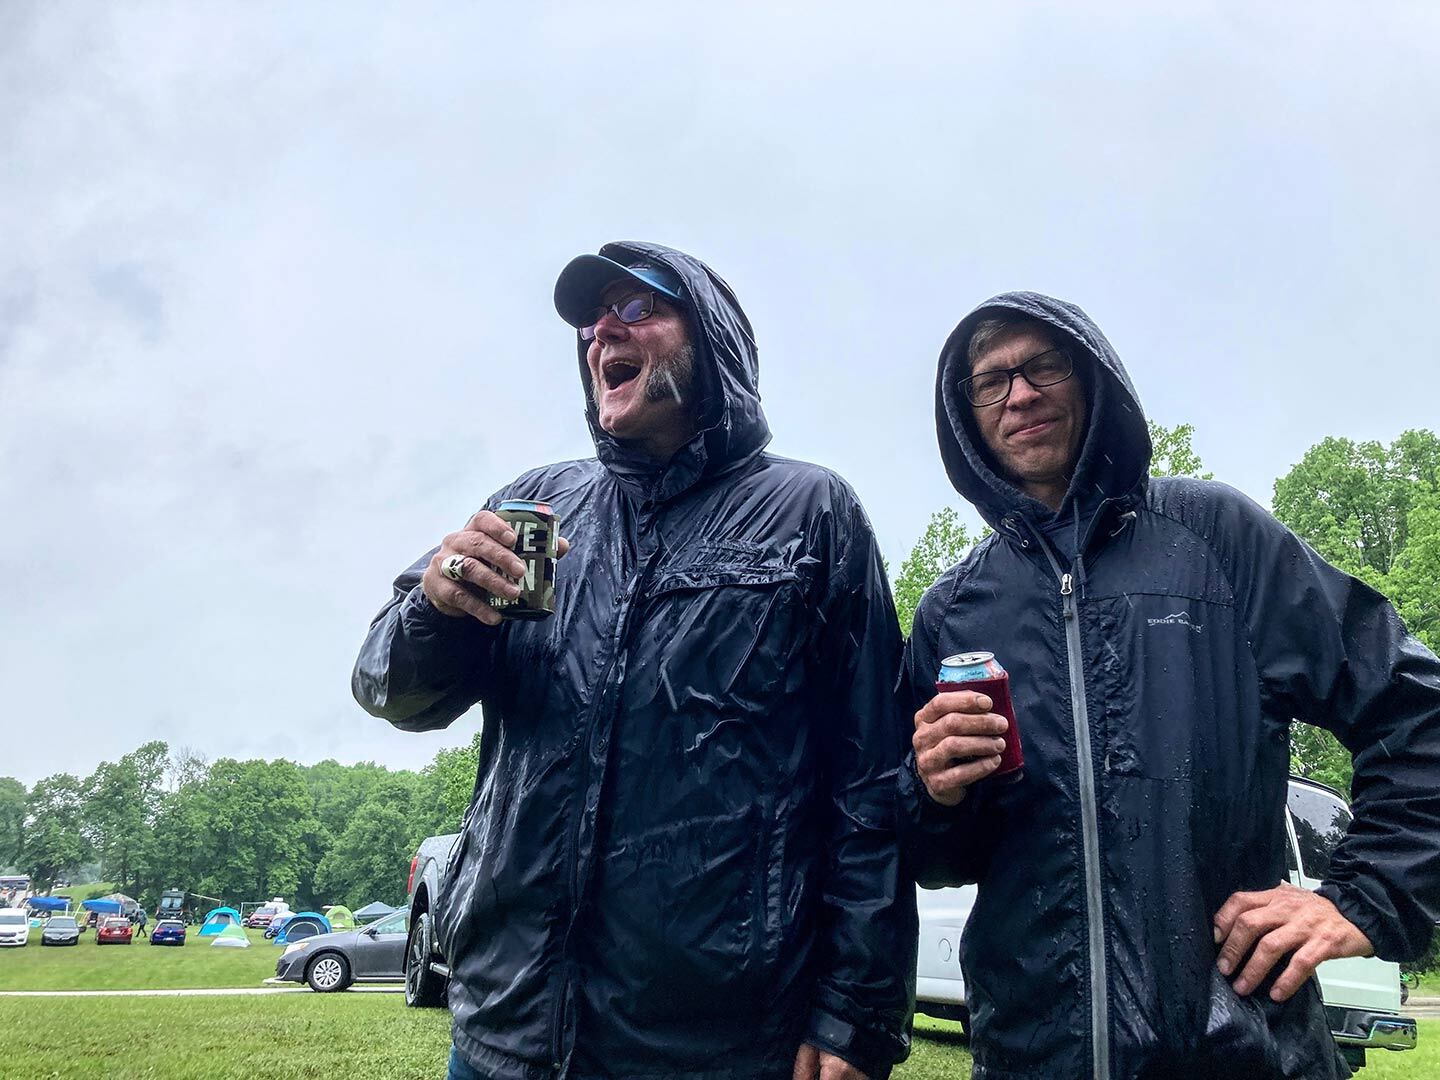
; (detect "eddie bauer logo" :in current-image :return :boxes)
[1147,611,1204,633]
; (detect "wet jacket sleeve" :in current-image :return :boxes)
[802,500,917,1080]
[1216,483,1440,961]
[351,548,499,732]
[895,573,1003,889]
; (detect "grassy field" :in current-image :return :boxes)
[0,988,1434,1078]
[1,915,1432,1078]
[0,925,282,990]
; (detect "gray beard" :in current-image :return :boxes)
[592,343,697,409]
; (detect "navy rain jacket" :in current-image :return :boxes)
[354,242,916,1080]
[897,292,1440,1080]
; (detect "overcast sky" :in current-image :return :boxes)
[4,3,1438,788]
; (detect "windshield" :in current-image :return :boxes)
[1288,783,1352,881]
[158,920,183,929]
[0,914,24,925]
[48,917,77,929]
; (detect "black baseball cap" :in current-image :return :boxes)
[554,253,685,329]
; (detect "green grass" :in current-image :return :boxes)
[0,993,450,1079]
[0,990,1431,1078]
[0,926,284,990]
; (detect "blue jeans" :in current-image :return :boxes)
[446,1047,488,1080]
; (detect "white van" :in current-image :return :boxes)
[915,776,1418,1071]
[0,907,30,947]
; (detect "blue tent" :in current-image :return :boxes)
[28,897,69,912]
[276,911,331,944]
[82,898,122,914]
[198,906,242,936]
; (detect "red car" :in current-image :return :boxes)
[96,916,134,945]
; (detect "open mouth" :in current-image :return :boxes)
[602,359,642,391]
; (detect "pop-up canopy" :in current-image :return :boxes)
[353,901,397,923]
[28,896,69,912]
[81,898,122,914]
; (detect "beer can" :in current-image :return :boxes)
[488,500,559,621]
[936,651,1024,783]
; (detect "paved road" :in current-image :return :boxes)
[0,985,403,998]
[1405,995,1440,1018]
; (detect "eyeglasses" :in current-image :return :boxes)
[580,291,656,341]
[960,348,1074,407]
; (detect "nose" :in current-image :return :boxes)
[591,309,629,344]
[1007,372,1043,407]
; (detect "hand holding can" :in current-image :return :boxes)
[936,652,1023,782]
[423,503,569,626]
[913,652,1023,806]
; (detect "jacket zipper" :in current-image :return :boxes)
[1060,569,1110,1080]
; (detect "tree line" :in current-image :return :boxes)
[0,734,482,913]
[3,425,1435,910]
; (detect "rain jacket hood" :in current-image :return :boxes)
[575,241,771,504]
[936,290,1152,529]
[356,247,915,1080]
[899,292,1440,1080]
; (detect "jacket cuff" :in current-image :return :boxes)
[806,1006,904,1080]
[898,753,975,822]
[1316,880,1407,962]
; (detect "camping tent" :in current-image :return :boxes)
[198,907,242,936]
[210,923,250,948]
[82,898,122,915]
[322,905,356,930]
[352,901,397,924]
[276,911,330,944]
[28,897,69,913]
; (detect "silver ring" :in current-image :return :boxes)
[442,554,466,582]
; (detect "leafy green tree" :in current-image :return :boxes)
[892,508,984,637]
[0,778,26,869]
[1148,420,1213,480]
[194,758,318,904]
[82,741,170,895]
[23,774,90,890]
[424,732,483,831]
[1273,429,1440,790]
[314,775,425,908]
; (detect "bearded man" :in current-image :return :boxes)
[355,242,916,1080]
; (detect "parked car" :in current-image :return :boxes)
[915,776,1417,1071]
[264,914,294,940]
[0,908,30,947]
[149,919,186,946]
[40,915,81,947]
[403,832,460,1007]
[245,900,290,929]
[96,915,134,945]
[273,908,409,992]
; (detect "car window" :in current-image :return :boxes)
[49,918,77,929]
[370,910,408,935]
[0,914,24,925]
[1287,783,1352,881]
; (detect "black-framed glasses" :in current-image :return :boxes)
[960,348,1074,407]
[580,291,656,341]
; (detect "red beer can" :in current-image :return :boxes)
[936,651,1024,783]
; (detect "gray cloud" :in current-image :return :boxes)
[4,2,1439,785]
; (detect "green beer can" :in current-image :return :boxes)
[489,499,559,620]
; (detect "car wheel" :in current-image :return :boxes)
[306,952,351,993]
[405,909,447,1008]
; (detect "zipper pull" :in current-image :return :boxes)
[1061,573,1073,596]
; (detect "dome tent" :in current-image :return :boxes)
[322,905,356,930]
[210,922,250,948]
[198,907,242,936]
[276,911,331,944]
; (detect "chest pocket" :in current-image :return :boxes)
[639,563,806,718]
